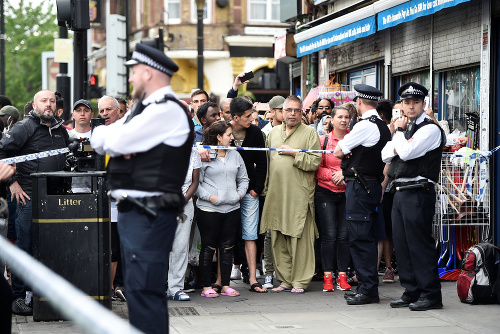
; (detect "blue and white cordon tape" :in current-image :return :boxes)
[195,144,335,154]
[0,148,70,164]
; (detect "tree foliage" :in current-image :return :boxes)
[5,0,58,113]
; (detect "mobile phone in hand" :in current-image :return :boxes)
[392,108,401,120]
[240,71,254,82]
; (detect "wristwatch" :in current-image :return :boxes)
[396,127,405,132]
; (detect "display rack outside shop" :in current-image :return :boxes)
[434,153,490,280]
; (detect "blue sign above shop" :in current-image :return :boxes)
[297,16,376,58]
[378,0,470,30]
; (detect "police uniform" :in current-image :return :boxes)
[382,82,445,311]
[338,85,391,304]
[91,44,193,333]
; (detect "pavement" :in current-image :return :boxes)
[11,275,500,334]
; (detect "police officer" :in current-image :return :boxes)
[334,84,391,305]
[382,82,445,311]
[91,43,193,333]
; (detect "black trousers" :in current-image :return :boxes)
[392,187,441,301]
[0,276,12,334]
[345,180,381,297]
[118,207,178,334]
[197,209,240,287]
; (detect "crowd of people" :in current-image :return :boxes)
[0,42,444,334]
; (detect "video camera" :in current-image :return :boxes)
[66,117,106,172]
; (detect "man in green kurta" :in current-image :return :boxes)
[260,95,321,293]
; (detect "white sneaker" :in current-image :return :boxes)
[256,269,263,279]
[262,275,273,289]
[230,268,242,280]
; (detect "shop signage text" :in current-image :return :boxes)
[378,0,470,30]
[297,16,375,58]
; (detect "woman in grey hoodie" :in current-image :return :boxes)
[196,120,249,298]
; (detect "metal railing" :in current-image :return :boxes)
[0,236,143,334]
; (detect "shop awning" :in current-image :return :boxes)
[378,0,470,30]
[294,0,409,58]
[294,0,470,58]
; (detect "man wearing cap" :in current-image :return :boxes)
[334,84,391,305]
[68,99,93,139]
[91,43,192,334]
[0,105,20,133]
[262,96,284,137]
[0,90,69,316]
[382,82,445,311]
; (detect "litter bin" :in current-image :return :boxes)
[31,171,110,321]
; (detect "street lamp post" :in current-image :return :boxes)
[195,0,204,90]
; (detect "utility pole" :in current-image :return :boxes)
[57,26,71,120]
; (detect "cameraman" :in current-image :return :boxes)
[68,100,93,139]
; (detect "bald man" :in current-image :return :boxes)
[0,90,69,315]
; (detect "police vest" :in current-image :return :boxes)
[107,94,194,194]
[387,118,445,182]
[341,115,391,179]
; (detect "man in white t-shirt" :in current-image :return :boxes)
[68,99,93,139]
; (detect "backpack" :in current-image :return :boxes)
[457,243,500,304]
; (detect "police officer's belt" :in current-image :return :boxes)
[344,175,379,181]
[117,193,183,212]
[393,180,432,192]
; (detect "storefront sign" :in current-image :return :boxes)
[275,33,287,59]
[297,16,375,58]
[378,0,470,30]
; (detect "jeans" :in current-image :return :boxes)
[315,186,349,273]
[197,208,240,287]
[11,199,32,299]
[240,193,259,240]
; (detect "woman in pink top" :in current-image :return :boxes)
[315,106,351,292]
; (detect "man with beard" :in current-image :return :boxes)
[260,95,321,294]
[91,43,192,334]
[0,90,69,316]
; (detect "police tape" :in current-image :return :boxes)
[0,148,70,164]
[195,144,500,157]
[194,144,334,154]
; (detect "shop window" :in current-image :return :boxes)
[440,67,480,132]
[164,0,181,24]
[248,0,280,22]
[348,67,377,87]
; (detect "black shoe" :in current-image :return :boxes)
[12,298,33,316]
[390,296,416,308]
[344,290,357,299]
[409,298,443,311]
[346,293,379,305]
[242,271,250,284]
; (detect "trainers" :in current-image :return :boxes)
[383,268,395,283]
[263,275,274,289]
[167,290,190,301]
[12,297,33,316]
[230,268,242,280]
[323,274,334,292]
[115,286,126,301]
[337,273,351,291]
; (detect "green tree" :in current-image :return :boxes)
[5,0,58,114]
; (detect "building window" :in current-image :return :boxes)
[440,66,480,132]
[248,0,280,22]
[190,0,211,24]
[348,66,377,87]
[164,0,180,24]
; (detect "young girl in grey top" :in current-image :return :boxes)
[196,120,249,298]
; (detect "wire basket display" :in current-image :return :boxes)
[434,152,490,280]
